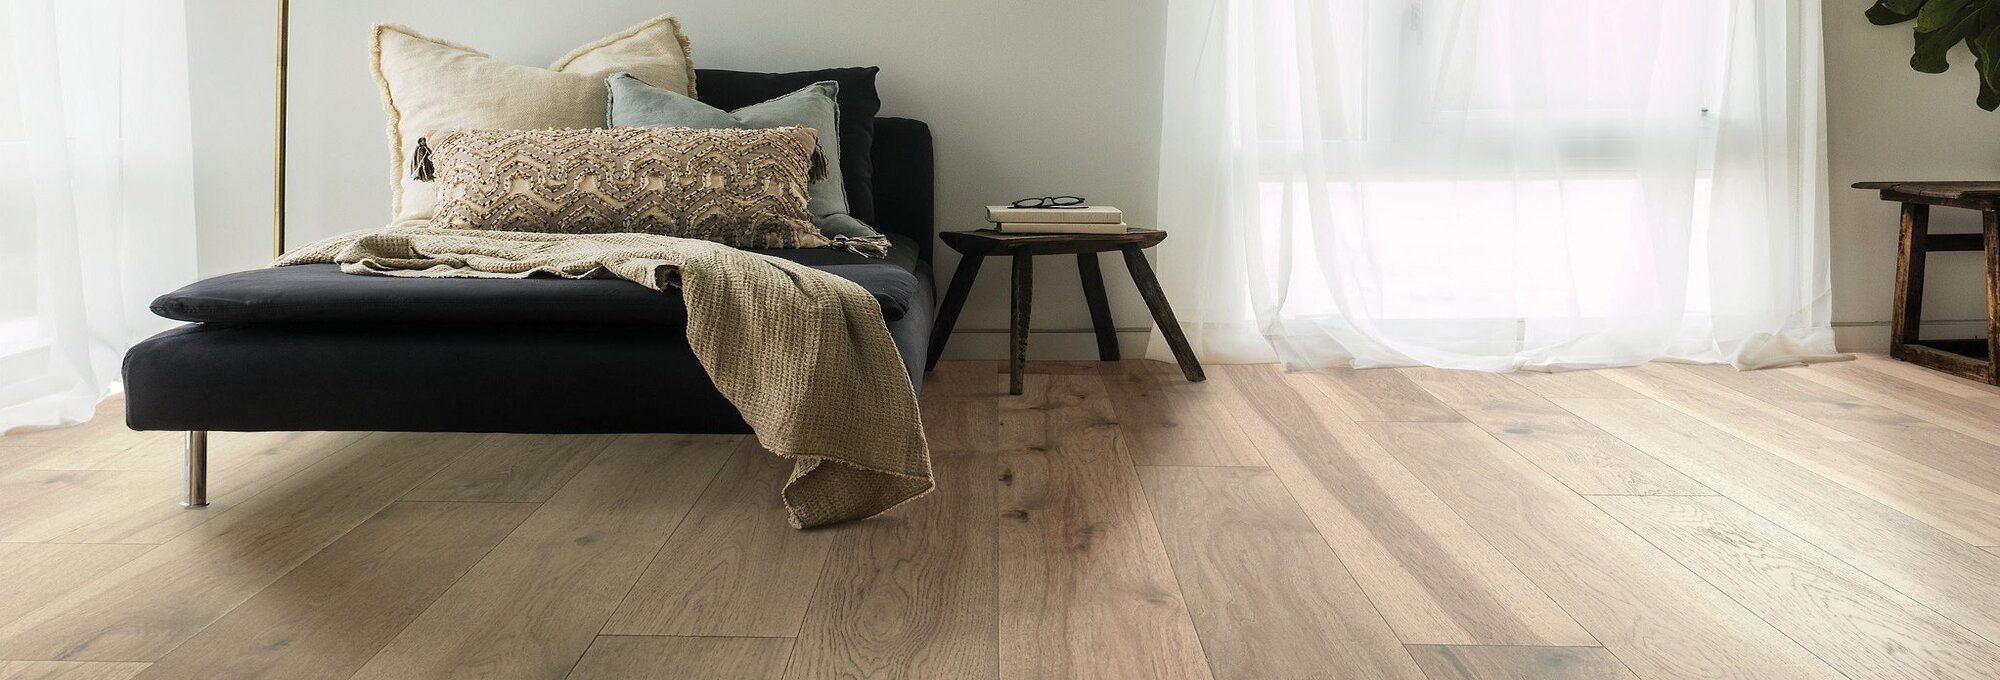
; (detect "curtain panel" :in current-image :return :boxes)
[0,0,198,432]
[1152,0,1835,371]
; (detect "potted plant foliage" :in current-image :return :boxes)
[1869,0,2000,109]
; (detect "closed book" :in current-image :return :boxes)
[985,205,1124,224]
[996,222,1129,234]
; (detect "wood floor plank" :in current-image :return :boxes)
[133,501,533,680]
[0,545,152,629]
[1593,494,2000,679]
[1673,364,2000,498]
[348,434,730,680]
[0,448,44,477]
[1401,368,1711,496]
[784,452,998,680]
[920,361,1004,452]
[23,361,2000,680]
[995,373,1212,680]
[1217,365,1593,646]
[1601,364,2000,545]
[1366,421,1842,680]
[0,398,149,451]
[1098,361,1267,466]
[1404,645,1638,680]
[17,432,177,472]
[1853,353,2000,408]
[1504,369,1646,400]
[402,434,617,503]
[1297,367,1463,422]
[0,470,164,543]
[602,439,833,637]
[1138,465,1427,680]
[1788,360,2000,447]
[0,431,370,544]
[0,661,148,680]
[0,431,477,661]
[1554,397,2000,647]
[567,636,792,680]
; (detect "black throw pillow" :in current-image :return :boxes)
[695,67,883,224]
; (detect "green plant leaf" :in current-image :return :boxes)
[1971,23,2000,85]
[1912,5,1983,73]
[1919,0,1977,31]
[1870,0,1922,25]
[1971,23,2000,108]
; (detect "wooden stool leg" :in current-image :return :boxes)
[927,253,984,372]
[1121,246,1205,382]
[1077,253,1120,361]
[1893,202,1930,360]
[1010,254,1033,395]
[1985,210,2000,385]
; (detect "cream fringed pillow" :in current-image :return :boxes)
[416,126,833,250]
[372,15,696,225]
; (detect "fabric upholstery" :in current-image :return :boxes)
[123,270,934,436]
[151,261,918,327]
[371,16,695,225]
[424,127,837,252]
[869,118,935,263]
[608,75,878,240]
[696,68,881,224]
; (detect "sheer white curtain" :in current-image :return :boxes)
[0,0,198,432]
[1152,0,1835,371]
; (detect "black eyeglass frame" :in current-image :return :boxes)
[1010,195,1089,209]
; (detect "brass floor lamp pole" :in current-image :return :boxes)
[272,0,290,257]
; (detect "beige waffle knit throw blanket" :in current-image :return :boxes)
[275,227,933,528]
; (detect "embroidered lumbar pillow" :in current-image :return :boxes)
[371,15,696,226]
[416,126,843,251]
[606,73,882,242]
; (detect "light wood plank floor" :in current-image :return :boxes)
[5,356,2000,679]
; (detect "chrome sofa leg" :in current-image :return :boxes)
[182,431,208,508]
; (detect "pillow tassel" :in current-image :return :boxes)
[830,234,890,259]
[809,145,829,183]
[410,137,435,182]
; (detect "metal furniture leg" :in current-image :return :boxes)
[183,431,208,508]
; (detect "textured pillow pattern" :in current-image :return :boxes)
[421,127,831,250]
[371,15,695,225]
[696,68,882,223]
[607,74,879,240]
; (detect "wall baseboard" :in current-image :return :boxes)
[1833,319,1988,353]
[936,321,1986,361]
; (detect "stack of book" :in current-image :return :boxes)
[984,205,1127,234]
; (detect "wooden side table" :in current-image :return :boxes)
[1856,181,2000,384]
[927,228,1205,394]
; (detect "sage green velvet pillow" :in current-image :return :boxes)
[606,72,878,239]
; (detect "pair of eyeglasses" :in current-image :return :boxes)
[1011,196,1088,209]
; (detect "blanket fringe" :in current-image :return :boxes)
[831,234,890,259]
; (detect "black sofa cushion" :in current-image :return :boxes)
[696,68,881,223]
[154,252,921,327]
[123,269,935,434]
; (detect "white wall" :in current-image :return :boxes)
[1825,9,2000,350]
[185,0,1167,360]
[185,2,2000,359]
